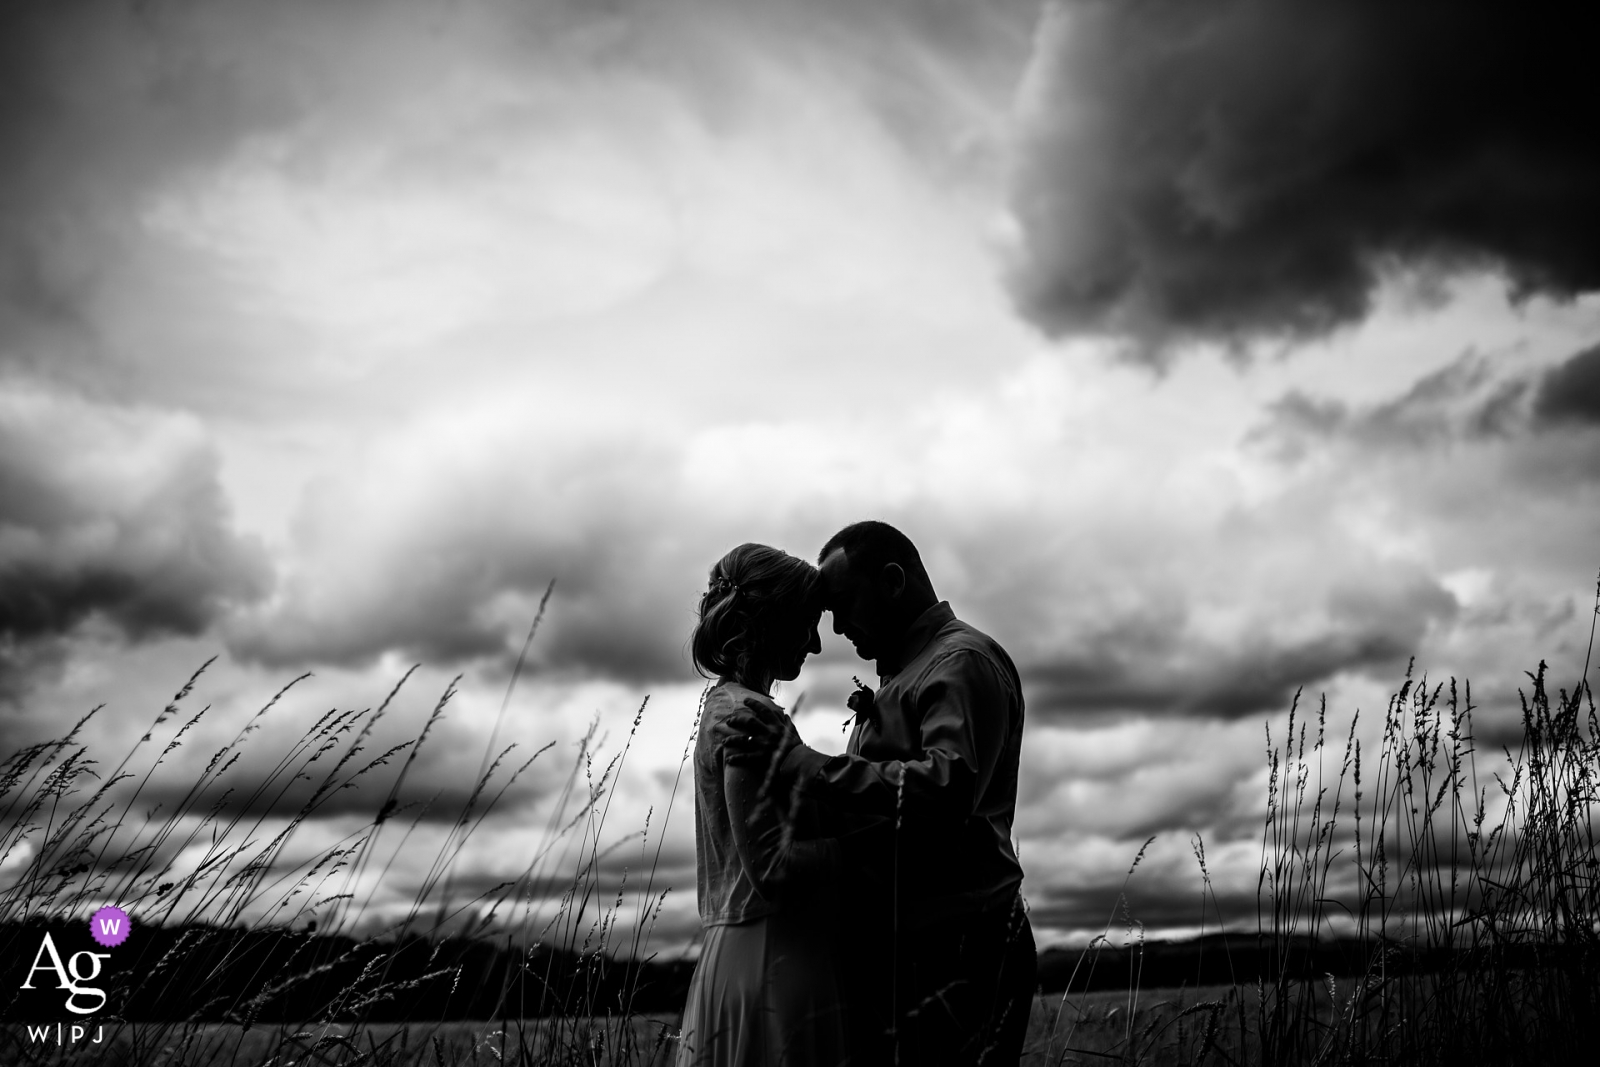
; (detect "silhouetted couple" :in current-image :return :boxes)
[676,521,1036,1067]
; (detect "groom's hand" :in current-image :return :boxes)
[715,697,802,767]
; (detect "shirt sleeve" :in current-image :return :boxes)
[722,713,840,903]
[779,648,1014,825]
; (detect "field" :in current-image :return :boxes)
[0,990,1255,1065]
[1,581,1596,1065]
[0,990,1222,1065]
[0,982,1504,1066]
[2,1018,683,1066]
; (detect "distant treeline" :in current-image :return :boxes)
[0,921,695,1023]
[1035,932,1595,994]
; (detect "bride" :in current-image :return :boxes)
[676,543,848,1066]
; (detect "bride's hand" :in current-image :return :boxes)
[716,697,801,766]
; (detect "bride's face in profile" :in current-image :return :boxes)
[766,599,824,684]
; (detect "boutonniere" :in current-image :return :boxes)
[842,676,877,733]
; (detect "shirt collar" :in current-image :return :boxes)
[876,601,955,679]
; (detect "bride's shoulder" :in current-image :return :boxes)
[703,681,780,722]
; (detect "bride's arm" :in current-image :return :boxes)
[722,743,839,904]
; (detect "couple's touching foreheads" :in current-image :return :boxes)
[677,521,1036,1067]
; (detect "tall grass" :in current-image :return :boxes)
[0,632,701,1064]
[1246,653,1598,1066]
[1039,576,1600,1066]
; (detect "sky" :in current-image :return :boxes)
[2,0,1598,954]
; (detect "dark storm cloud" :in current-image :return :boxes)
[1023,572,1456,721]
[0,390,269,655]
[1006,0,1600,356]
[1532,344,1600,427]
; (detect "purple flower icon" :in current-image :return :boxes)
[90,906,131,948]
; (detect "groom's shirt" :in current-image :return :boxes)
[780,601,1025,929]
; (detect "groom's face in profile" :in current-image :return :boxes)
[819,547,899,663]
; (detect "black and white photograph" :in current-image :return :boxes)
[2,1,1597,1064]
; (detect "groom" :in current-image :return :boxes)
[718,520,1036,1066]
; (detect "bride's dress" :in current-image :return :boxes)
[675,681,848,1067]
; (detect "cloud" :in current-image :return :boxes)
[0,387,269,679]
[1230,347,1600,742]
[0,0,1047,696]
[226,415,728,682]
[1004,0,1600,355]
[0,0,1042,423]
[0,2,300,386]
[126,702,562,830]
[1533,343,1600,426]
[1249,353,1536,462]
[1016,829,1266,940]
[1245,345,1600,498]
[1016,718,1266,842]
[1021,567,1457,722]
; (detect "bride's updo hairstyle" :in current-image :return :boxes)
[692,543,821,688]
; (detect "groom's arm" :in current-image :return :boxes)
[723,756,839,903]
[727,650,1015,825]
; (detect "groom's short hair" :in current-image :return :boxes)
[819,520,932,589]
